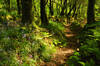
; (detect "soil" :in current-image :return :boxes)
[39,23,79,66]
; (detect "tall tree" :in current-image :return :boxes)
[21,0,33,25]
[17,0,21,15]
[40,0,48,25]
[60,0,67,16]
[87,0,95,24]
[49,0,53,16]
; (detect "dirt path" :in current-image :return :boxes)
[40,48,74,66]
[40,23,79,66]
[65,24,79,49]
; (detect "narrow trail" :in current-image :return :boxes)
[65,24,79,49]
[40,23,79,66]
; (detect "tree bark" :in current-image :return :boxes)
[87,0,95,24]
[17,0,21,15]
[21,0,33,25]
[49,0,53,16]
[40,0,48,25]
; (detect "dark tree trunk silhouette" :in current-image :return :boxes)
[8,0,10,11]
[61,0,63,5]
[17,0,21,15]
[21,0,33,25]
[87,0,95,24]
[49,0,53,16]
[40,0,48,25]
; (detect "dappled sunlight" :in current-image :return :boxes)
[0,0,100,66]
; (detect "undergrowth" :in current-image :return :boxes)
[47,20,67,47]
[0,18,67,65]
[67,22,100,66]
[0,26,57,66]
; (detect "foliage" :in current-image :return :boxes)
[70,22,82,32]
[67,22,100,66]
[0,27,56,66]
[0,0,100,65]
[48,20,65,33]
[47,20,67,47]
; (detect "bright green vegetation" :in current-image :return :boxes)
[0,0,100,66]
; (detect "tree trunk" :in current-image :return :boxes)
[60,0,67,16]
[87,0,95,24]
[40,0,48,25]
[17,0,21,15]
[61,0,62,5]
[49,0,53,16]
[21,0,33,25]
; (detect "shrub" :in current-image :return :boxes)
[67,22,100,66]
[0,27,56,66]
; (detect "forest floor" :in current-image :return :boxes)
[40,23,79,66]
[0,19,80,66]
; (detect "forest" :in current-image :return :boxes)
[0,0,100,66]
